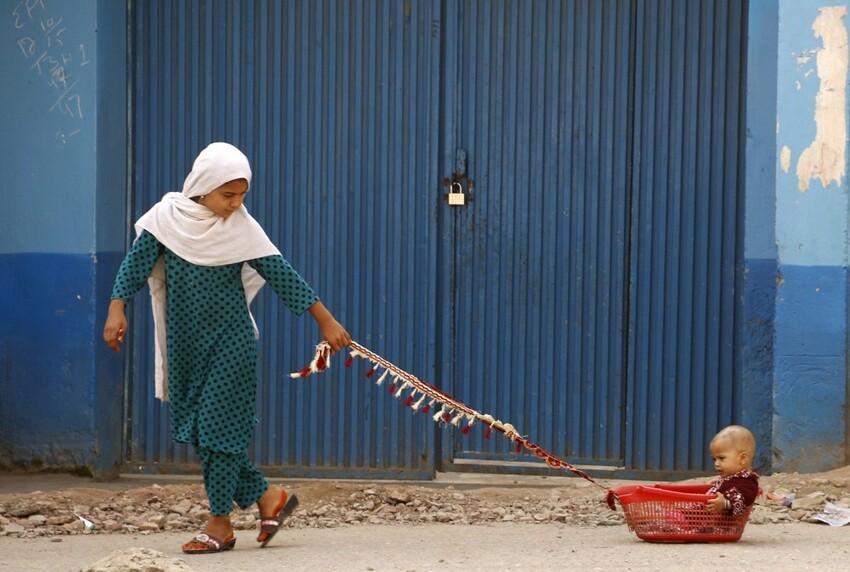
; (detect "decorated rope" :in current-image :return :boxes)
[291,340,607,491]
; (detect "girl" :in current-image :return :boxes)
[103,142,350,554]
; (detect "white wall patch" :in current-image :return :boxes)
[796,6,848,192]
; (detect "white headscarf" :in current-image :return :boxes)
[135,142,280,401]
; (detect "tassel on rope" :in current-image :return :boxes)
[394,381,411,398]
[376,369,390,386]
[289,339,606,490]
[289,341,333,379]
[462,418,474,434]
[433,407,446,423]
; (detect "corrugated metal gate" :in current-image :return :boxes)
[126,0,747,479]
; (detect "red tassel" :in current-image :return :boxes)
[365,368,375,378]
[299,367,311,378]
[345,356,354,367]
[515,441,522,453]
[442,412,451,422]
[316,356,326,371]
[421,404,431,414]
[461,425,471,434]
[388,382,396,393]
[404,395,414,407]
[484,426,492,439]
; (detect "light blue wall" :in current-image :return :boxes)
[772,0,850,472]
[742,0,779,473]
[0,0,126,476]
[2,0,96,254]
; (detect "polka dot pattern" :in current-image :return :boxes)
[198,446,269,515]
[111,229,319,455]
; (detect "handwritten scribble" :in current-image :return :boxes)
[11,0,87,138]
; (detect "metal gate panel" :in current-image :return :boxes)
[129,0,441,478]
[128,0,749,479]
[626,0,747,472]
[440,0,633,467]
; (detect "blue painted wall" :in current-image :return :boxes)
[742,0,779,473]
[0,0,848,477]
[0,0,126,476]
[771,1,850,472]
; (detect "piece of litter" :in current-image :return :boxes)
[811,502,850,526]
[766,486,795,508]
[74,513,96,533]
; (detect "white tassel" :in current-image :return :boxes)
[395,380,411,398]
[412,395,427,409]
[376,369,390,386]
[451,412,464,426]
[433,407,446,423]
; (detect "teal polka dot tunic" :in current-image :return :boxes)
[112,229,318,454]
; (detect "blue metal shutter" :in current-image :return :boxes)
[129,0,441,478]
[626,0,748,473]
[440,0,632,470]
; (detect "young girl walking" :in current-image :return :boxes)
[103,142,351,554]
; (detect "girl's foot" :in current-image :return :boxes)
[182,515,234,553]
[182,531,236,554]
[257,486,299,547]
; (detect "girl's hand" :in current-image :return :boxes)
[103,299,128,352]
[319,318,351,354]
[309,301,351,353]
[705,493,727,514]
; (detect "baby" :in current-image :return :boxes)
[705,425,760,515]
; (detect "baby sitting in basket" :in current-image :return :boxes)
[607,425,760,541]
[705,425,760,516]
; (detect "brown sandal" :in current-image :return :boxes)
[257,491,299,547]
[182,532,236,554]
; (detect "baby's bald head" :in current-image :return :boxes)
[711,425,756,458]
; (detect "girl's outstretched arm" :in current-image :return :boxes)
[308,300,351,353]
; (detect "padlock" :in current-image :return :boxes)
[447,181,465,206]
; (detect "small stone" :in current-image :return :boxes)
[173,499,194,515]
[9,506,39,518]
[27,515,48,526]
[386,489,412,504]
[3,523,25,535]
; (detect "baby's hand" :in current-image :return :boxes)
[705,493,727,514]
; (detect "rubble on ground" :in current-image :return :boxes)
[81,547,195,572]
[1,465,849,539]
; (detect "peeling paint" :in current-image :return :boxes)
[796,7,848,192]
[781,146,792,172]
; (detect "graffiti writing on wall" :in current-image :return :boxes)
[11,0,89,145]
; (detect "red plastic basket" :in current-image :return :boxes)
[607,483,754,543]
